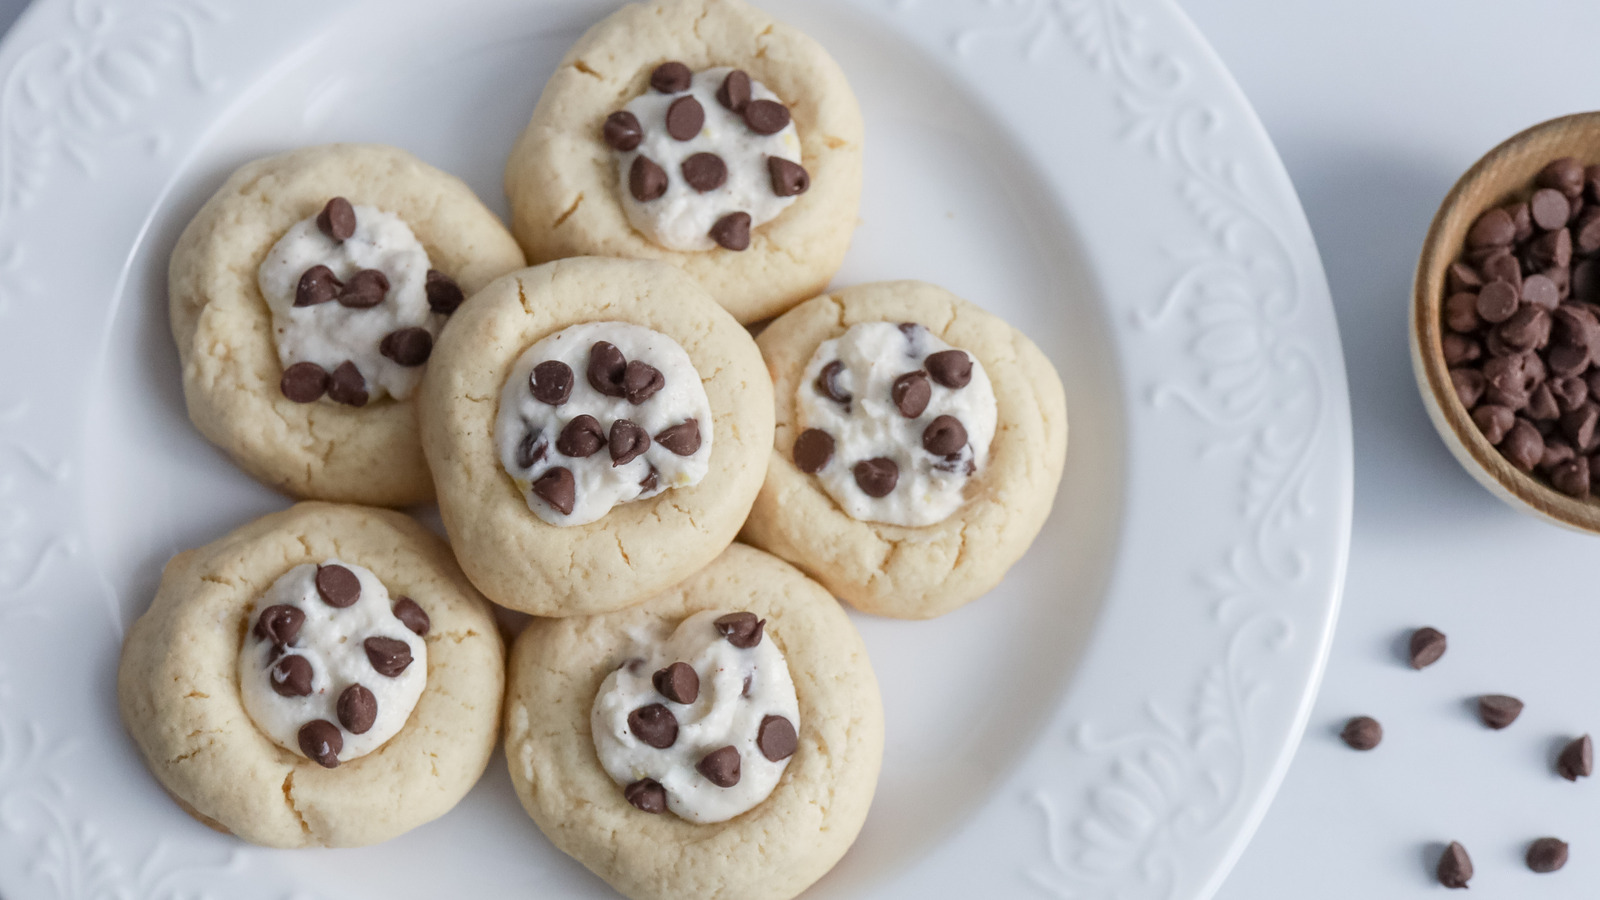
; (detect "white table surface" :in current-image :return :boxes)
[4,0,1598,896]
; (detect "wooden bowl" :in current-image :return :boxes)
[1411,111,1600,532]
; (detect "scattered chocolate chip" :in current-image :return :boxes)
[854,457,899,497]
[531,360,575,405]
[793,428,834,473]
[655,419,701,456]
[1437,841,1473,889]
[1531,188,1571,231]
[697,745,741,787]
[652,661,700,704]
[709,211,751,250]
[379,327,433,367]
[743,99,790,135]
[624,778,667,813]
[1467,207,1515,249]
[425,269,465,315]
[1339,715,1382,750]
[315,564,361,608]
[1408,627,1447,669]
[280,361,329,403]
[629,155,668,202]
[767,156,809,197]
[337,268,389,309]
[516,431,548,469]
[1558,734,1593,780]
[364,636,413,677]
[623,360,665,404]
[815,359,850,405]
[666,95,705,141]
[532,467,576,515]
[758,715,797,761]
[299,719,342,768]
[270,654,313,698]
[926,350,973,388]
[1527,837,1569,873]
[316,197,357,242]
[1478,694,1524,729]
[1538,157,1586,198]
[921,415,968,456]
[1476,280,1519,323]
[650,61,692,93]
[255,604,305,645]
[603,110,643,151]
[715,612,765,648]
[609,419,650,466]
[628,703,678,748]
[392,596,429,636]
[294,264,342,307]
[337,684,377,734]
[556,414,606,458]
[892,371,931,418]
[326,361,368,407]
[716,69,751,111]
[587,341,628,397]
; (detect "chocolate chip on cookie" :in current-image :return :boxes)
[655,419,701,456]
[557,415,606,458]
[379,327,433,367]
[295,264,342,307]
[697,745,741,787]
[639,466,659,494]
[629,703,679,748]
[816,360,850,406]
[587,341,629,397]
[649,61,692,94]
[629,155,668,202]
[793,428,834,473]
[531,360,575,406]
[425,269,465,315]
[392,596,430,637]
[666,95,705,141]
[254,604,305,645]
[316,564,361,608]
[892,371,932,418]
[922,415,968,455]
[743,99,790,135]
[767,156,809,197]
[624,359,665,404]
[624,778,668,813]
[603,110,644,151]
[710,211,751,251]
[337,268,390,309]
[715,68,752,111]
[926,349,973,388]
[853,457,899,497]
[714,612,765,649]
[270,654,313,698]
[533,467,576,515]
[516,431,549,469]
[364,636,414,678]
[653,661,700,704]
[337,684,377,734]
[316,197,357,242]
[758,715,797,762]
[326,361,369,407]
[280,361,329,403]
[681,152,727,192]
[609,419,651,466]
[299,719,343,768]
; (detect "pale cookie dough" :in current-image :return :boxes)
[418,256,774,617]
[741,281,1069,619]
[504,0,863,324]
[504,543,883,900]
[169,143,525,507]
[117,502,505,848]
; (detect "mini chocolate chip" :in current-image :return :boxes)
[425,269,464,315]
[587,342,628,397]
[1473,404,1515,444]
[697,745,741,787]
[1478,694,1524,729]
[793,428,834,473]
[652,661,700,704]
[666,95,705,141]
[922,415,968,456]
[892,371,932,418]
[315,564,361,608]
[316,197,357,242]
[1523,273,1560,310]
[715,612,765,648]
[655,419,701,456]
[623,360,665,404]
[629,155,668,202]
[854,457,899,497]
[603,110,643,151]
[758,715,797,761]
[255,604,306,645]
[1467,207,1515,249]
[1409,627,1447,669]
[650,61,691,93]
[1340,715,1381,750]
[681,152,727,192]
[295,264,342,307]
[327,361,368,407]
[557,415,606,458]
[280,362,329,403]
[533,467,576,515]
[639,466,659,494]
[531,360,575,405]
[1559,734,1593,780]
[299,720,343,768]
[743,99,790,135]
[1501,420,1545,472]
[710,211,751,250]
[270,654,314,698]
[767,156,809,197]
[337,684,377,734]
[337,268,389,309]
[1437,841,1473,889]
[1538,157,1586,198]
[379,327,433,367]
[742,674,753,697]
[364,636,413,677]
[926,350,973,388]
[1476,280,1519,323]
[1531,188,1571,231]
[716,69,751,111]
[628,703,678,748]
[609,419,650,466]
[392,596,430,636]
[1527,837,1569,874]
[516,431,548,469]
[815,359,850,404]
[624,778,667,813]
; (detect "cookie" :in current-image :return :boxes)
[504,543,882,900]
[418,256,774,616]
[741,281,1069,618]
[169,143,526,507]
[117,501,505,848]
[504,0,863,324]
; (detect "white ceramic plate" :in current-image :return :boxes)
[0,0,1350,897]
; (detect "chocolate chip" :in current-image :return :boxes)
[337,268,389,309]
[364,636,413,678]
[1554,375,1590,413]
[815,359,850,405]
[1511,201,1535,241]
[1408,627,1446,669]
[742,674,753,696]
[1467,207,1515,249]
[666,95,704,141]
[758,715,797,761]
[1500,420,1545,472]
[854,457,899,497]
[316,197,357,242]
[743,99,790,135]
[1449,368,1483,409]
[1443,292,1481,333]
[629,155,668,202]
[1527,837,1569,873]
[1442,334,1481,367]
[623,360,665,404]
[556,414,606,458]
[425,269,464,315]
[624,778,667,813]
[628,703,678,748]
[379,327,433,367]
[1529,383,1561,420]
[298,720,342,768]
[1478,693,1524,729]
[516,431,548,469]
[270,654,313,698]
[1497,306,1550,353]
[793,428,834,473]
[1561,403,1599,449]
[1523,274,1560,311]
[672,152,726,193]
[315,564,361,608]
[1543,437,1577,469]
[530,360,574,405]
[922,415,968,456]
[294,264,342,307]
[697,745,741,787]
[892,371,931,418]
[587,341,628,397]
[1575,206,1600,254]
[1437,841,1473,889]
[1538,157,1586,198]
[655,419,701,456]
[716,69,751,111]
[609,419,650,466]
[1530,226,1573,270]
[1552,456,1591,497]
[1339,715,1381,750]
[649,61,691,93]
[1531,188,1571,231]
[1559,734,1593,780]
[326,361,368,407]
[255,604,306,645]
[709,211,751,250]
[1481,250,1522,290]
[532,467,576,515]
[714,612,765,648]
[639,466,659,494]
[279,361,329,403]
[1476,280,1519,323]
[926,350,973,388]
[767,156,809,197]
[652,661,699,704]
[1473,405,1515,444]
[392,596,429,636]
[603,110,643,151]
[337,684,377,734]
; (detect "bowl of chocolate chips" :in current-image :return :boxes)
[1412,112,1600,531]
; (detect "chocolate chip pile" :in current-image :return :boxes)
[278,197,464,406]
[1442,157,1600,498]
